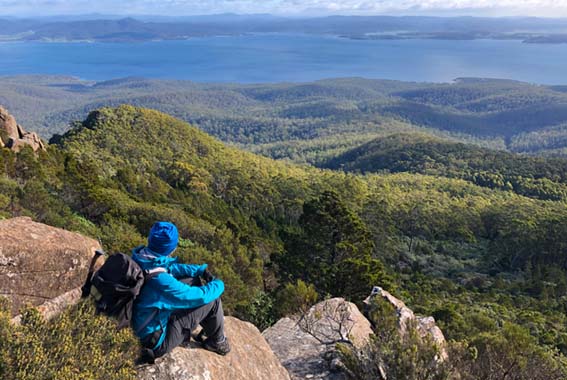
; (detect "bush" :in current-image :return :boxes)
[99,217,145,253]
[0,300,139,380]
[339,297,450,380]
[275,280,318,317]
[235,290,276,331]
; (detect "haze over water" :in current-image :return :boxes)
[1,34,566,84]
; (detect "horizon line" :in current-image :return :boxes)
[3,12,567,20]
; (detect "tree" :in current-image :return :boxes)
[278,191,389,300]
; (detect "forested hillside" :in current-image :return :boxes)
[1,106,567,376]
[4,76,567,163]
[323,133,567,201]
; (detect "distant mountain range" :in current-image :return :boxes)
[1,15,567,43]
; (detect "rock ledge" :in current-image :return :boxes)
[138,317,291,380]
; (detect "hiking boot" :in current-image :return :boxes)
[135,348,156,365]
[192,329,207,344]
[203,337,231,356]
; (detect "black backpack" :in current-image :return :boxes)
[81,251,165,330]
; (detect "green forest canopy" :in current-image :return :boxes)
[322,132,567,202]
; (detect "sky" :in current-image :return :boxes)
[2,0,567,17]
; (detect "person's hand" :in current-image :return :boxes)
[202,268,215,283]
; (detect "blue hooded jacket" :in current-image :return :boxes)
[131,246,225,349]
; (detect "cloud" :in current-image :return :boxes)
[2,0,567,16]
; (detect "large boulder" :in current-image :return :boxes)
[0,106,45,152]
[138,316,291,380]
[0,217,100,316]
[0,105,19,139]
[263,298,372,380]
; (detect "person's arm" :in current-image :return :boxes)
[169,263,207,278]
[158,273,224,310]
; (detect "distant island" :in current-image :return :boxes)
[341,31,567,44]
[1,14,567,43]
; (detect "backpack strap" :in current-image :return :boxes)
[135,267,168,334]
[81,249,106,298]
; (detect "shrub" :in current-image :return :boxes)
[339,297,450,380]
[235,290,276,331]
[0,300,139,380]
[275,280,319,317]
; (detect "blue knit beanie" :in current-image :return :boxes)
[147,221,179,256]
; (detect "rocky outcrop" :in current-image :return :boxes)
[364,286,448,359]
[0,106,19,138]
[0,106,46,152]
[263,298,372,380]
[1,217,449,379]
[138,316,291,380]
[0,216,100,316]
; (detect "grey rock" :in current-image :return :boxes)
[263,298,372,380]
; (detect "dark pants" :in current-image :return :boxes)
[143,277,226,358]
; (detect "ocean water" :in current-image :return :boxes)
[0,34,566,84]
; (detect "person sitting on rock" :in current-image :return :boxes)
[132,221,230,364]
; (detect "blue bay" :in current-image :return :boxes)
[0,34,566,84]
